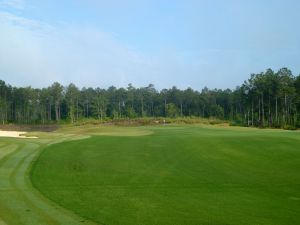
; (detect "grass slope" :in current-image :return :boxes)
[0,131,100,225]
[31,126,300,225]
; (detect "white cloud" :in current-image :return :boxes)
[0,0,25,9]
[0,11,154,88]
[0,11,207,90]
[0,9,234,90]
[0,11,53,32]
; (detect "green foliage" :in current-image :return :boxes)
[126,107,137,118]
[166,103,179,118]
[209,104,224,118]
[283,124,297,130]
[67,117,226,127]
[0,67,300,129]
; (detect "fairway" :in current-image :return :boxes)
[30,126,300,225]
[2,0,300,224]
[0,131,99,225]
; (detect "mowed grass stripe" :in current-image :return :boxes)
[0,141,57,225]
[0,219,7,225]
[3,143,55,224]
[0,143,18,161]
[0,141,20,225]
[31,126,300,225]
[0,135,98,225]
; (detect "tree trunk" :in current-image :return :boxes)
[59,106,61,120]
[258,98,261,123]
[86,101,89,118]
[285,93,287,125]
[118,101,121,118]
[261,94,264,126]
[151,101,154,117]
[76,99,79,120]
[268,95,271,126]
[164,99,167,117]
[247,110,250,126]
[180,102,183,117]
[55,101,59,121]
[141,98,144,117]
[275,96,278,124]
[49,103,52,121]
[251,101,254,126]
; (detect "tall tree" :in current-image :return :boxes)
[49,82,64,121]
[65,83,80,123]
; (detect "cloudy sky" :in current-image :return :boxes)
[0,0,300,90]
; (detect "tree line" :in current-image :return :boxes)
[0,67,300,128]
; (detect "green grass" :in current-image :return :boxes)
[0,129,101,225]
[31,125,300,225]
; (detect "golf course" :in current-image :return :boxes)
[0,124,299,225]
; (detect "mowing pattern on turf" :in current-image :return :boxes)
[31,126,300,225]
[0,134,97,225]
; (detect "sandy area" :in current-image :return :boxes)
[0,130,38,139]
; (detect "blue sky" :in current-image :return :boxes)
[0,0,299,90]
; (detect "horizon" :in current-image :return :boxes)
[1,0,300,90]
[0,66,299,92]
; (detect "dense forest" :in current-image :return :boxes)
[1,67,300,128]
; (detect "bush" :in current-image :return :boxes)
[283,125,297,130]
[229,120,245,127]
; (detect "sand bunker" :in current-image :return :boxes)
[0,131,38,139]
